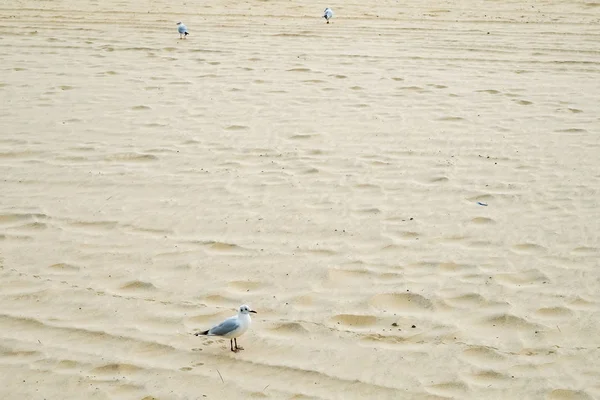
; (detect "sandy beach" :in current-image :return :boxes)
[1,0,599,399]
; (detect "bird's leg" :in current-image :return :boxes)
[230,339,235,352]
[234,338,244,351]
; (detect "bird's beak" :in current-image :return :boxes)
[250,310,257,314]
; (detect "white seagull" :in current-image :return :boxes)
[323,8,333,24]
[177,22,189,39]
[195,305,257,352]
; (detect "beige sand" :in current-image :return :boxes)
[1,0,599,399]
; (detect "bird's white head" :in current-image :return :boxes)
[238,304,257,315]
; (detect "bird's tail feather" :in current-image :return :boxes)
[195,329,209,336]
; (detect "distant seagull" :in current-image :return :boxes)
[195,305,257,352]
[177,22,189,39]
[323,8,333,24]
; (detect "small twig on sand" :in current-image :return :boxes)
[557,325,561,332]
[263,384,270,392]
[216,369,224,383]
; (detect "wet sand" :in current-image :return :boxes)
[1,0,599,399]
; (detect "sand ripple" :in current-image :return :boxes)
[1,0,599,398]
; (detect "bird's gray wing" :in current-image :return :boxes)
[208,317,240,336]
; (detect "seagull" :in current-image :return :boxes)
[323,8,333,24]
[195,305,257,352]
[177,22,189,39]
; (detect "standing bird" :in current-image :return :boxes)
[177,22,189,39]
[323,8,333,24]
[195,305,257,352]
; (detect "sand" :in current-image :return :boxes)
[1,0,599,399]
